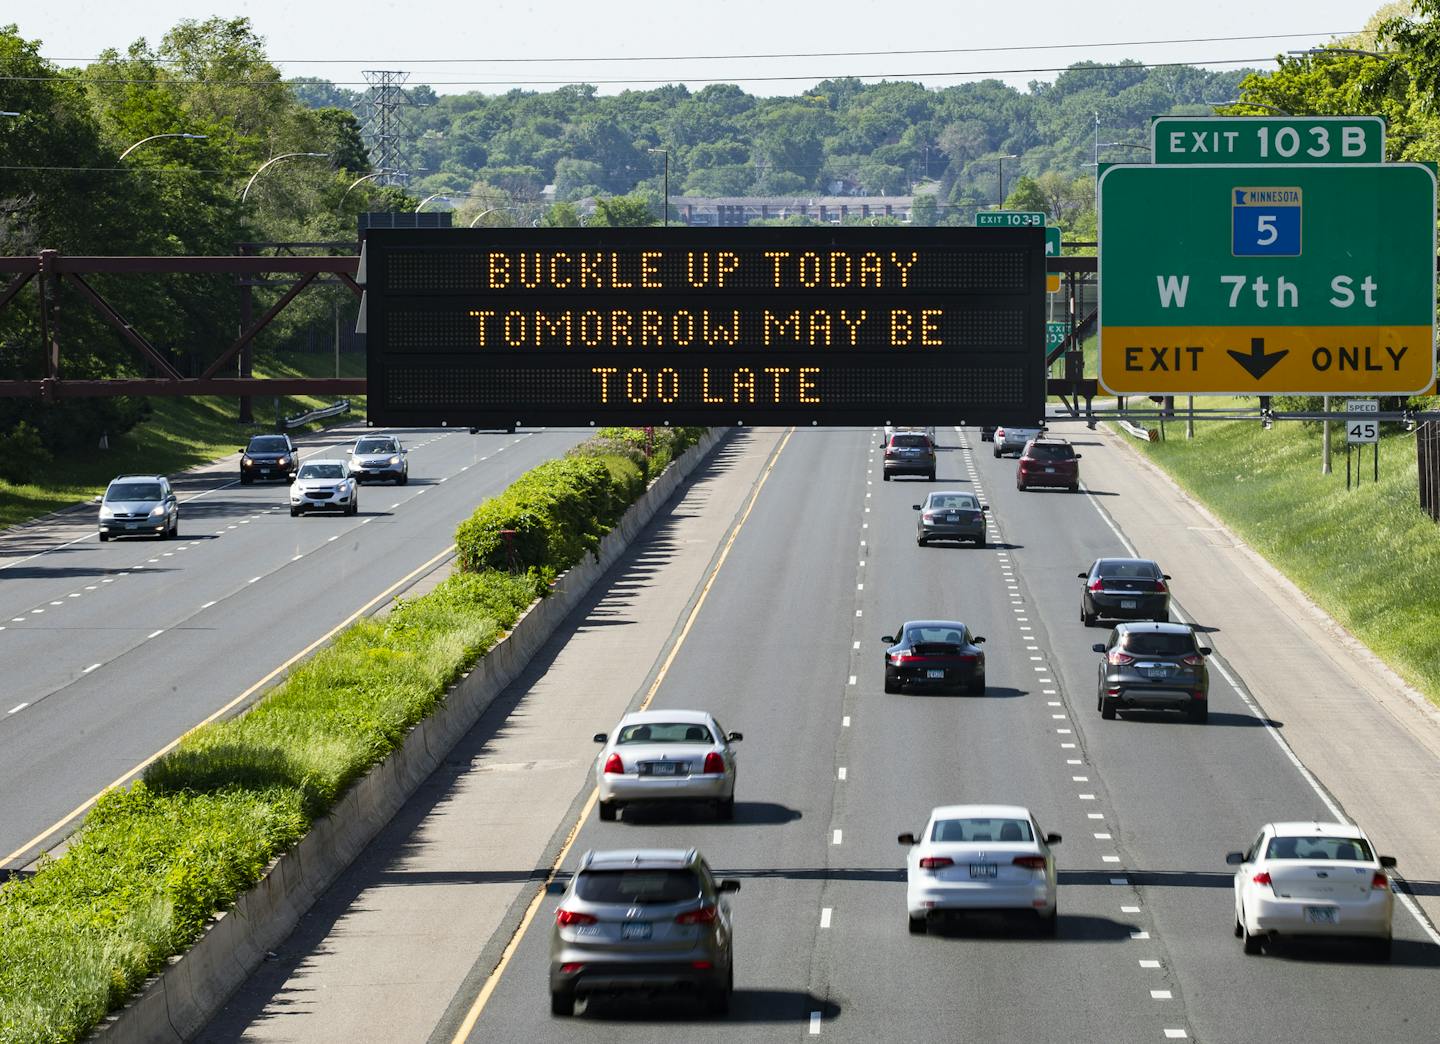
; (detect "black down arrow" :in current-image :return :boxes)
[1227,336,1289,381]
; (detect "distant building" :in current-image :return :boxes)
[671,195,915,226]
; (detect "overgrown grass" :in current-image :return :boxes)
[0,427,701,1044]
[0,350,365,530]
[1127,418,1440,707]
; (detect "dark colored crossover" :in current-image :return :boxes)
[1079,557,1171,625]
[1094,622,1211,722]
[240,433,298,484]
[883,620,987,695]
[1017,438,1081,492]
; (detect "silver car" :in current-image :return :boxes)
[549,848,739,1016]
[993,424,1045,458]
[594,710,742,822]
[289,459,359,516]
[97,475,179,541]
[347,435,408,485]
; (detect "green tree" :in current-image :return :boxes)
[589,194,656,226]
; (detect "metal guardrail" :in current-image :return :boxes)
[284,399,350,429]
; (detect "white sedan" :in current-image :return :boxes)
[900,803,1061,935]
[289,459,359,516]
[1228,820,1396,959]
[593,710,742,822]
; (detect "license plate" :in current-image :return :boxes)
[1121,600,1137,609]
[646,762,679,776]
[945,513,958,522]
[969,863,998,879]
[1044,467,1056,474]
[927,669,945,679]
[1304,906,1338,925]
[621,922,652,939]
[125,523,139,530]
[1144,668,1172,678]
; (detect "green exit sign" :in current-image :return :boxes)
[1151,116,1386,165]
[1046,321,1068,348]
[977,210,1045,227]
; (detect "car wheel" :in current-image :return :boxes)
[916,536,927,547]
[1188,705,1209,724]
[290,506,301,517]
[1082,609,1097,627]
[883,672,900,695]
[1017,479,1026,491]
[1241,911,1263,955]
[715,796,735,821]
[1234,916,1244,938]
[169,519,179,539]
[348,500,359,517]
[882,472,891,481]
[974,535,987,548]
[98,532,110,542]
[1100,697,1117,720]
[598,800,617,822]
[550,989,575,1017]
[1069,483,1080,493]
[908,913,927,935]
[993,446,1001,458]
[286,475,296,485]
[704,965,733,1016]
[398,473,408,486]
[927,470,936,481]
[240,474,252,485]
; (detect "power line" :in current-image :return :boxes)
[39,30,1359,66]
[0,56,1279,88]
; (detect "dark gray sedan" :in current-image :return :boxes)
[1094,622,1211,722]
[914,491,987,547]
[1079,557,1171,625]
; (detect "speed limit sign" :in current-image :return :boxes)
[1345,399,1379,444]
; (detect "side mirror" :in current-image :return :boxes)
[1074,453,1083,459]
[592,733,608,744]
[973,636,986,644]
[981,505,989,512]
[726,731,743,742]
[1077,572,1088,579]
[718,879,741,893]
[1225,852,1245,865]
[93,494,104,503]
[1162,574,1173,580]
[1091,643,1106,654]
[912,504,922,511]
[881,635,895,644]
[1199,647,1212,656]
[897,832,917,846]
[545,880,567,895]
[1380,855,1397,869]
[1044,833,1062,845]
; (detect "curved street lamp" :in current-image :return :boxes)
[415,193,458,213]
[241,152,330,202]
[469,204,532,227]
[341,170,398,204]
[118,132,207,160]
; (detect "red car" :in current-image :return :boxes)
[1016,438,1081,492]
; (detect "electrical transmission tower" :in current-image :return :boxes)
[362,70,414,185]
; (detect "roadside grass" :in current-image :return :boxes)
[1125,417,1440,707]
[0,428,704,1043]
[0,350,365,530]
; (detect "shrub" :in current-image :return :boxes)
[0,421,53,484]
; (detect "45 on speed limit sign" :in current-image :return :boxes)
[1345,398,1379,443]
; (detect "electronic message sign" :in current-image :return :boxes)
[360,227,1047,427]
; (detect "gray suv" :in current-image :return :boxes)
[1094,622,1212,723]
[97,475,178,541]
[549,848,739,1017]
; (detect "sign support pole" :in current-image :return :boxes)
[1321,395,1331,475]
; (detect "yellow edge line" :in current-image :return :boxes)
[448,427,793,1042]
[2,542,459,869]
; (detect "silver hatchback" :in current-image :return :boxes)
[549,848,739,1017]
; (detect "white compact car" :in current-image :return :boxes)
[593,710,742,822]
[1228,821,1396,958]
[900,804,1061,935]
[289,459,359,516]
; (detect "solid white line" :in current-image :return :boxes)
[820,907,832,928]
[832,829,842,845]
[82,663,100,674]
[147,629,163,639]
[7,703,28,714]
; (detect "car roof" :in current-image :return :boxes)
[1114,622,1194,636]
[299,458,349,468]
[902,620,967,630]
[1095,557,1159,568]
[928,804,1033,821]
[618,709,714,726]
[355,434,398,443]
[579,848,698,871]
[1028,437,1071,446]
[1266,821,1367,838]
[926,490,975,498]
[108,474,166,483]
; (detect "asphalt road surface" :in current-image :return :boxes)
[0,425,589,869]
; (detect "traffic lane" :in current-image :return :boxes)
[0,429,589,867]
[970,423,1440,1042]
[460,428,868,1040]
[820,429,1168,1044]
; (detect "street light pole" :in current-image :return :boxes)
[993,153,1018,208]
[241,152,329,202]
[340,170,395,204]
[118,132,207,160]
[648,147,669,226]
[415,193,454,213]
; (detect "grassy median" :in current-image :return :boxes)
[1124,415,1440,707]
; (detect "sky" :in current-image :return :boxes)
[12,0,1382,97]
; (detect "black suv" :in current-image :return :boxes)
[240,434,298,484]
[1094,622,1212,723]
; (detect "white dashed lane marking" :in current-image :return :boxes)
[820,907,832,928]
[832,829,842,845]
[82,663,100,674]
[7,703,28,714]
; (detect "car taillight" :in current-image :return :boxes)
[957,653,978,663]
[676,904,719,925]
[556,909,598,926]
[922,513,937,522]
[919,857,953,870]
[1181,654,1204,666]
[1153,578,1168,593]
[1088,578,1104,592]
[1192,690,1206,701]
[1012,856,1047,871]
[892,653,917,665]
[1107,651,1135,666]
[603,753,623,774]
[1371,872,1390,891]
[702,752,725,774]
[1252,871,1272,886]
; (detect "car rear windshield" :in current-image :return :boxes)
[931,818,1034,843]
[906,625,967,646]
[1122,634,1196,656]
[106,482,162,501]
[248,437,288,453]
[1265,836,1373,861]
[928,495,978,511]
[299,464,346,480]
[891,434,930,448]
[1099,560,1159,578]
[1027,443,1074,460]
[355,439,395,454]
[617,722,715,744]
[575,869,702,904]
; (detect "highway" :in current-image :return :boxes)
[0,425,590,870]
[200,424,1440,1044]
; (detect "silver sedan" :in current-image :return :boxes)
[593,710,742,822]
